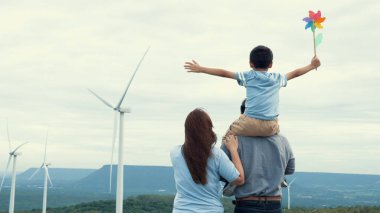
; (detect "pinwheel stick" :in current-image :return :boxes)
[312,30,317,70]
[313,30,316,56]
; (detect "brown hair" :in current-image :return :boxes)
[182,108,217,185]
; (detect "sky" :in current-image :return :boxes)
[0,0,379,175]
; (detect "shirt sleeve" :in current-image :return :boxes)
[274,73,287,87]
[217,149,239,183]
[283,137,295,175]
[235,71,247,87]
[285,158,295,175]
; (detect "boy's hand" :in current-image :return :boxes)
[311,56,321,69]
[184,60,202,73]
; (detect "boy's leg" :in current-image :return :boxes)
[230,115,279,137]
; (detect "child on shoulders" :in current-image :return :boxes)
[185,45,321,138]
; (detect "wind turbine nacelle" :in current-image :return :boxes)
[120,107,131,113]
[13,152,22,156]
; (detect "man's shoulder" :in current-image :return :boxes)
[238,134,288,142]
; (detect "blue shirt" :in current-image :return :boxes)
[221,134,295,198]
[170,145,239,213]
[235,70,287,120]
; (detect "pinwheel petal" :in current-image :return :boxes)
[315,22,324,29]
[305,21,313,30]
[313,10,321,20]
[309,10,316,19]
[303,17,312,22]
[315,17,326,23]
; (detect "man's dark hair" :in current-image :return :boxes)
[249,45,273,69]
[240,99,246,114]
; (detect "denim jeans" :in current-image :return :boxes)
[234,200,282,213]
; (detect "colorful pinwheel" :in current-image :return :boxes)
[303,10,326,56]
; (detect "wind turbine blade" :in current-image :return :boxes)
[116,47,150,108]
[44,166,53,187]
[29,165,43,180]
[88,89,115,109]
[6,119,11,152]
[289,178,296,186]
[0,156,12,192]
[43,130,49,163]
[109,111,118,193]
[12,142,29,153]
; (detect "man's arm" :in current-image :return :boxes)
[286,56,321,81]
[285,158,295,175]
[184,60,236,79]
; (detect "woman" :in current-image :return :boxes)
[170,108,245,213]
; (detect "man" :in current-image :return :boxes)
[221,99,295,213]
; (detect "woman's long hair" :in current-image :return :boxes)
[182,108,217,185]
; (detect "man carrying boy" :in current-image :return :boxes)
[221,99,295,213]
[184,45,321,138]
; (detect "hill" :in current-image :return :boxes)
[1,168,96,187]
[1,166,380,211]
[283,172,380,208]
[74,165,176,194]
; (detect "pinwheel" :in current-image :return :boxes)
[303,10,326,56]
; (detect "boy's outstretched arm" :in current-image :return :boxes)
[286,56,321,81]
[184,60,236,79]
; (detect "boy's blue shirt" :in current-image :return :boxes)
[235,70,287,120]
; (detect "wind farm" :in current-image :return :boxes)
[0,121,29,213]
[0,46,150,212]
[1,0,380,212]
[88,47,150,213]
[28,130,52,213]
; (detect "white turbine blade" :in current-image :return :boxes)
[116,47,150,108]
[44,166,53,187]
[12,141,29,153]
[0,155,12,192]
[29,164,44,180]
[289,178,296,186]
[43,130,49,163]
[109,111,118,193]
[6,119,11,152]
[88,89,115,109]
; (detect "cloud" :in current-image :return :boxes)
[0,0,379,175]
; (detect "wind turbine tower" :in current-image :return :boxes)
[287,178,296,210]
[0,121,29,213]
[29,130,53,213]
[88,47,149,213]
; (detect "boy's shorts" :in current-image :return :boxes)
[226,115,279,137]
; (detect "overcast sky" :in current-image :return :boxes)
[0,0,379,175]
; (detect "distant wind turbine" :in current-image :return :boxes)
[287,178,296,210]
[28,130,53,213]
[88,47,150,213]
[0,120,29,213]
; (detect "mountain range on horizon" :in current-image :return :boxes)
[0,165,379,211]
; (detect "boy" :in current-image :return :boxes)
[184,45,321,137]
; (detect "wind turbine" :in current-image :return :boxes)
[287,178,296,210]
[88,47,149,213]
[0,121,29,213]
[28,130,53,213]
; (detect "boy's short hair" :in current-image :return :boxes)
[250,45,273,69]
